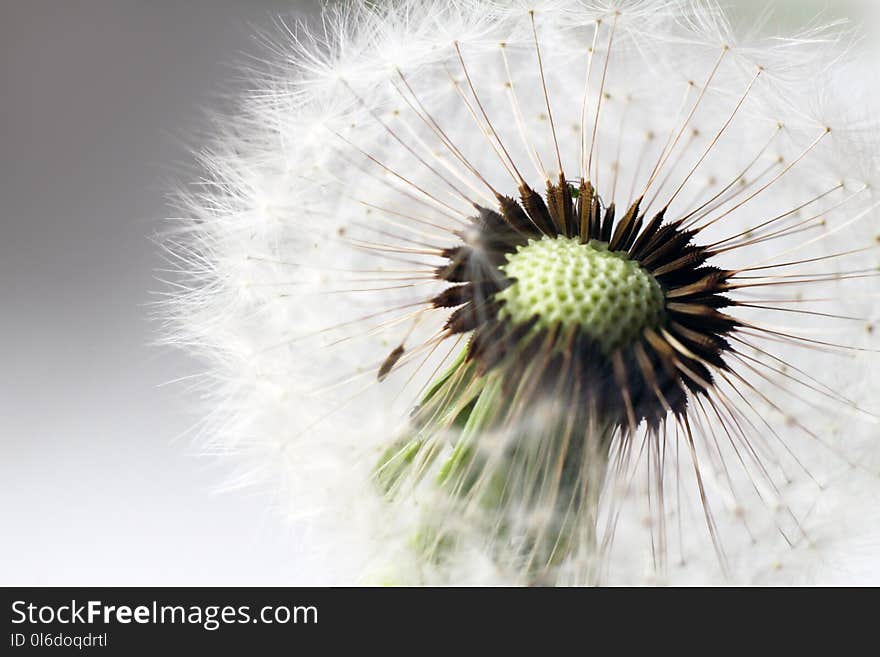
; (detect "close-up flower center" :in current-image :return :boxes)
[496,236,666,353]
[165,0,880,587]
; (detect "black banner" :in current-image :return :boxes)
[3,587,603,652]
[0,586,847,653]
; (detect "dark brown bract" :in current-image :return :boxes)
[387,177,739,434]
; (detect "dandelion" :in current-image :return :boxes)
[162,0,880,585]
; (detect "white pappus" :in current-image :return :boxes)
[160,0,880,585]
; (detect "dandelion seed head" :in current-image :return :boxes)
[162,0,880,585]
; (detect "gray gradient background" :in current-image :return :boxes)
[1,0,319,586]
[0,0,874,585]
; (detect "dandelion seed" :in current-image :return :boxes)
[162,0,880,585]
